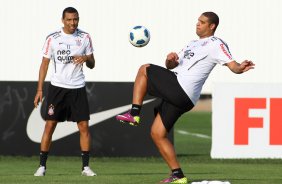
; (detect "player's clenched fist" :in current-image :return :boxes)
[166,52,179,69]
[166,52,179,62]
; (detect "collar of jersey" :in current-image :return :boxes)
[61,27,77,36]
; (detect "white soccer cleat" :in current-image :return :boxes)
[34,166,46,176]
[81,166,97,176]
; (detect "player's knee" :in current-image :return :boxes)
[151,129,162,141]
[138,64,150,75]
[78,124,90,135]
[80,127,89,134]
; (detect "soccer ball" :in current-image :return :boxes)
[129,26,150,47]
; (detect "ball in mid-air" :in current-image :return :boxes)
[129,26,150,47]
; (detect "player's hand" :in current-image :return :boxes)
[166,52,179,69]
[73,55,87,65]
[166,52,179,62]
[34,91,43,108]
[240,60,255,72]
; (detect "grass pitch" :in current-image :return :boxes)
[1,112,282,184]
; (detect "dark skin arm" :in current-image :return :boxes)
[165,52,179,69]
[225,60,255,74]
[34,57,50,108]
[73,53,95,69]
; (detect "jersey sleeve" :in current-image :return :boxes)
[211,40,233,65]
[42,37,53,59]
[85,34,94,55]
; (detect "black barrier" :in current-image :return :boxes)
[0,81,173,156]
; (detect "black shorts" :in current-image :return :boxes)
[146,64,194,132]
[45,84,90,122]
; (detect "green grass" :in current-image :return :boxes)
[175,111,212,156]
[1,112,282,184]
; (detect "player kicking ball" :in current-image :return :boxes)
[116,12,254,183]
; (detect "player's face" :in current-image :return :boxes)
[196,15,214,38]
[62,12,79,34]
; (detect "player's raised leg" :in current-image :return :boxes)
[151,113,187,184]
[116,64,150,125]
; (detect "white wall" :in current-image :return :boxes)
[1,0,281,93]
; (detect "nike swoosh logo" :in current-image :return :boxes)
[26,99,155,143]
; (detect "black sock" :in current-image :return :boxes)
[130,104,142,116]
[81,151,90,170]
[39,151,49,168]
[172,168,184,178]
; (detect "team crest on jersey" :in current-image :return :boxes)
[76,39,82,46]
[48,104,55,116]
[184,49,194,59]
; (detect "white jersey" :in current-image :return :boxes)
[42,28,94,89]
[174,36,233,104]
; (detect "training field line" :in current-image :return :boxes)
[176,129,211,139]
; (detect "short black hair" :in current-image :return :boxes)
[202,12,219,32]
[62,7,79,19]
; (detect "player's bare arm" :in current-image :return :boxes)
[225,60,255,74]
[85,54,95,69]
[34,57,50,108]
[165,52,179,69]
[73,54,95,69]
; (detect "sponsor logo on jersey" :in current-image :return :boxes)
[57,50,74,64]
[220,43,232,60]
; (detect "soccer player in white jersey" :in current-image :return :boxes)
[33,7,96,177]
[116,12,255,183]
